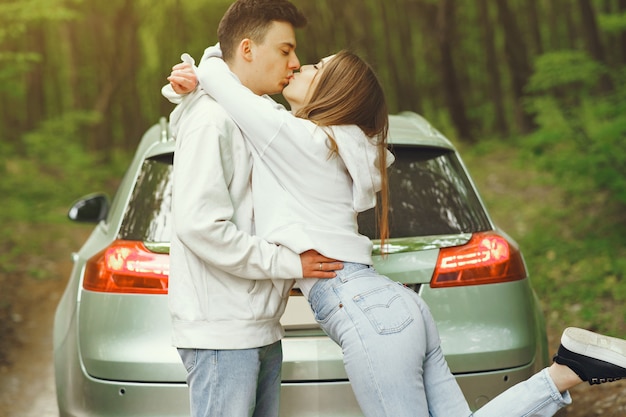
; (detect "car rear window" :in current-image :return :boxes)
[357,146,491,239]
[119,147,491,242]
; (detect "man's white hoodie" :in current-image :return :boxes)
[164,81,303,350]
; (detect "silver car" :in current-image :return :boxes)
[54,112,549,416]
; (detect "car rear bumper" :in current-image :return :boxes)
[56,267,548,416]
[56,300,546,416]
[56,353,544,416]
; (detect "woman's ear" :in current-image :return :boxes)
[238,38,254,62]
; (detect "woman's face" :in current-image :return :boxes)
[283,55,334,112]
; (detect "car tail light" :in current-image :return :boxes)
[83,240,169,294]
[430,231,526,288]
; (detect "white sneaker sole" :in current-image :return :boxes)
[561,327,626,369]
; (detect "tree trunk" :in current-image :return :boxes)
[376,0,423,114]
[578,0,606,63]
[546,0,576,50]
[564,2,578,49]
[578,0,613,91]
[495,0,535,134]
[476,0,508,136]
[114,1,146,151]
[437,0,474,142]
[620,0,626,65]
[411,1,442,119]
[25,28,46,132]
[526,0,543,55]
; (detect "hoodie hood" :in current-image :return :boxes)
[331,125,395,212]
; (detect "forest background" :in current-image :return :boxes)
[0,0,625,368]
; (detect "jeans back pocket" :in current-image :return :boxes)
[353,284,413,335]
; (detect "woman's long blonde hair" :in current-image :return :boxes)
[294,50,390,249]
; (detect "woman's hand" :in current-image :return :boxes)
[167,62,198,95]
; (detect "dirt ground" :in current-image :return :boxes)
[0,227,624,417]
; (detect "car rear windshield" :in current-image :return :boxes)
[119,146,491,242]
[358,146,490,239]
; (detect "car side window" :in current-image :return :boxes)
[118,155,174,242]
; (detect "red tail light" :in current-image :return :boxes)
[431,232,526,288]
[83,240,169,294]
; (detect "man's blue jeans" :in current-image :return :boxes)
[308,263,572,417]
[178,341,282,417]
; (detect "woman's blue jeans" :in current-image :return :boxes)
[308,263,572,417]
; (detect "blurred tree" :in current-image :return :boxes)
[437,0,473,141]
[0,0,77,144]
[524,0,543,55]
[580,0,607,64]
[619,0,626,64]
[545,0,576,51]
[495,0,535,134]
[475,0,508,136]
[0,0,623,163]
[525,50,626,204]
[578,0,613,91]
[597,0,626,66]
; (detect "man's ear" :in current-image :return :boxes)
[238,38,254,62]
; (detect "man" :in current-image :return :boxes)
[163,1,341,416]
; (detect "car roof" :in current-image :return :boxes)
[143,112,456,159]
[388,112,455,150]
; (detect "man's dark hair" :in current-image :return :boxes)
[217,0,307,62]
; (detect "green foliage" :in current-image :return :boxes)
[0,111,129,224]
[598,11,626,33]
[525,51,605,94]
[0,0,77,94]
[522,51,626,205]
[0,0,78,53]
[0,48,41,97]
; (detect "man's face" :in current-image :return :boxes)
[248,21,300,96]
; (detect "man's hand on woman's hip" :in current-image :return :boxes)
[300,250,343,278]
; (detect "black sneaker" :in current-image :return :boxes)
[553,327,626,385]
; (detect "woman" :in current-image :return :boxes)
[165,45,626,416]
